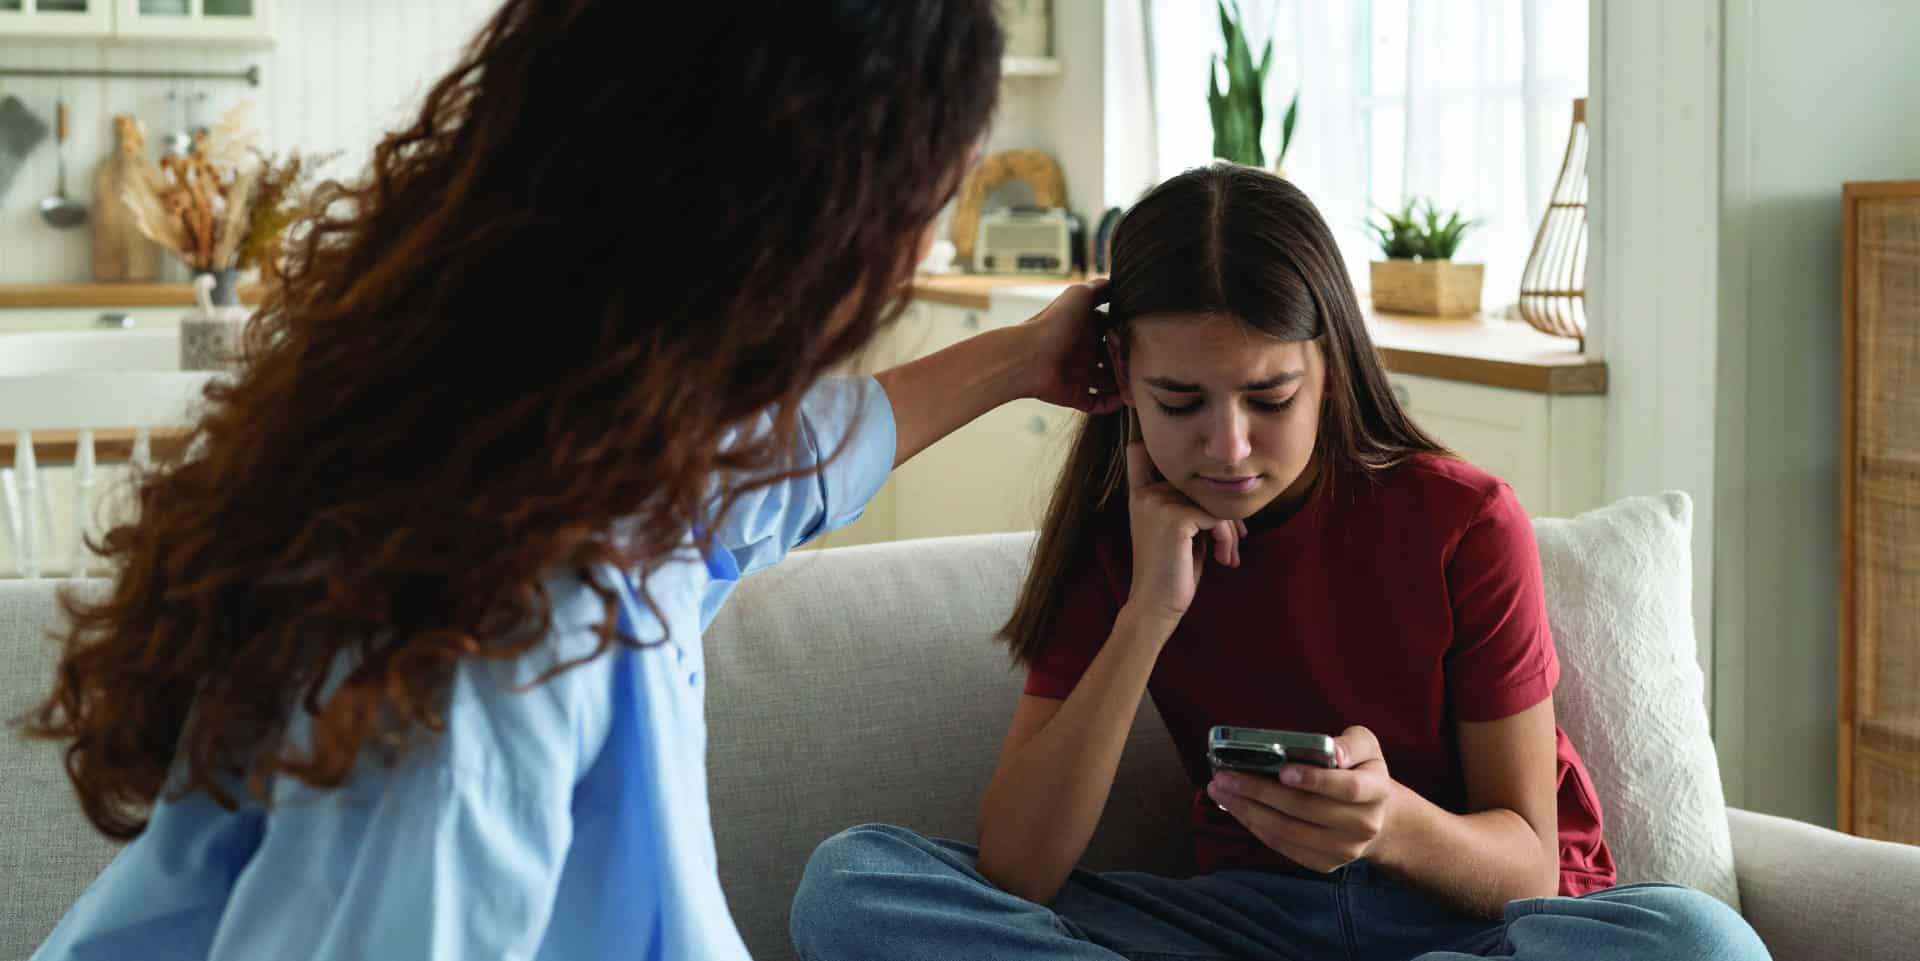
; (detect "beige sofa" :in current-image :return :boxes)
[5,493,1918,960]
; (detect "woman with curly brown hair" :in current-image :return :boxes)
[20,2,1148,958]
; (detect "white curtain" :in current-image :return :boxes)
[1108,0,1588,308]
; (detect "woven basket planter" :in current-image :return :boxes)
[1369,259,1483,316]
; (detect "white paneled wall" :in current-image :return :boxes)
[1586,0,1720,708]
[0,0,499,283]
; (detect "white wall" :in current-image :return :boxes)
[981,1,1106,225]
[1597,0,1920,827]
[0,0,497,284]
[1714,0,1920,827]
[1587,1,1721,706]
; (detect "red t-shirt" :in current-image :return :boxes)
[1024,454,1616,896]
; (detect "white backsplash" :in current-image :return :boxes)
[0,0,498,284]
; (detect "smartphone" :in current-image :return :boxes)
[1207,725,1340,777]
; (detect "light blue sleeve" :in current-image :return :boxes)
[710,375,896,577]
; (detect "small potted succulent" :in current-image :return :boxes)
[1365,199,1483,315]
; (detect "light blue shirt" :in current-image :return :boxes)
[33,375,896,961]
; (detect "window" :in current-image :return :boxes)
[1120,0,1588,307]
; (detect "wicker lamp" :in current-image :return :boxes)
[1517,97,1589,348]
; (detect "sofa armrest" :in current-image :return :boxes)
[1727,806,1920,961]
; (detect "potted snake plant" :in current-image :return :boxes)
[1207,0,1299,177]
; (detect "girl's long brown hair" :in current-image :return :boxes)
[1001,165,1446,664]
[22,0,1003,839]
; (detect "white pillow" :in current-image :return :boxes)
[1532,491,1739,908]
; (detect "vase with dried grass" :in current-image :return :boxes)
[117,101,332,370]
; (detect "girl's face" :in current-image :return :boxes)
[1116,313,1324,521]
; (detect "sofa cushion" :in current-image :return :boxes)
[702,534,1192,961]
[1532,492,1738,907]
[0,579,121,961]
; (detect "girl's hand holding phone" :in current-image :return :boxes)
[1122,438,1245,629]
[1205,725,1403,874]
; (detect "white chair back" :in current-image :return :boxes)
[0,369,216,578]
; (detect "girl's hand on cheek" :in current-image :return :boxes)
[1122,440,1246,629]
[1205,726,1403,873]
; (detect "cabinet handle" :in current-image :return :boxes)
[1027,416,1048,435]
[962,312,981,330]
[1392,383,1411,406]
[96,312,133,329]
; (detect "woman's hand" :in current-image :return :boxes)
[1122,440,1245,628]
[1017,279,1124,415]
[1204,726,1405,874]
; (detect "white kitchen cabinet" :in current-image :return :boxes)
[888,302,1075,541]
[0,0,113,37]
[113,0,272,44]
[806,300,1078,550]
[1387,371,1605,518]
[0,0,270,41]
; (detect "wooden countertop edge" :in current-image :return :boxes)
[911,284,993,310]
[1375,346,1607,396]
[0,282,270,309]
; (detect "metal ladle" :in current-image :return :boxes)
[39,96,87,229]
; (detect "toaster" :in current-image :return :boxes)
[974,206,1075,276]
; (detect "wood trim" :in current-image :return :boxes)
[1838,184,1862,833]
[0,282,268,309]
[0,427,192,466]
[1843,181,1920,200]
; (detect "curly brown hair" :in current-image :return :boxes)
[22,0,1003,839]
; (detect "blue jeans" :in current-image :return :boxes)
[790,824,1770,961]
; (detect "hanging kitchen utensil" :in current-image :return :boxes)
[163,82,192,157]
[38,95,88,229]
[0,92,49,200]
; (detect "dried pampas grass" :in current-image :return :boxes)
[118,100,269,274]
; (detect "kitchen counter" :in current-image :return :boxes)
[911,272,1605,396]
[4,277,1605,397]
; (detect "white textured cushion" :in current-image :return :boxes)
[1532,492,1739,908]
